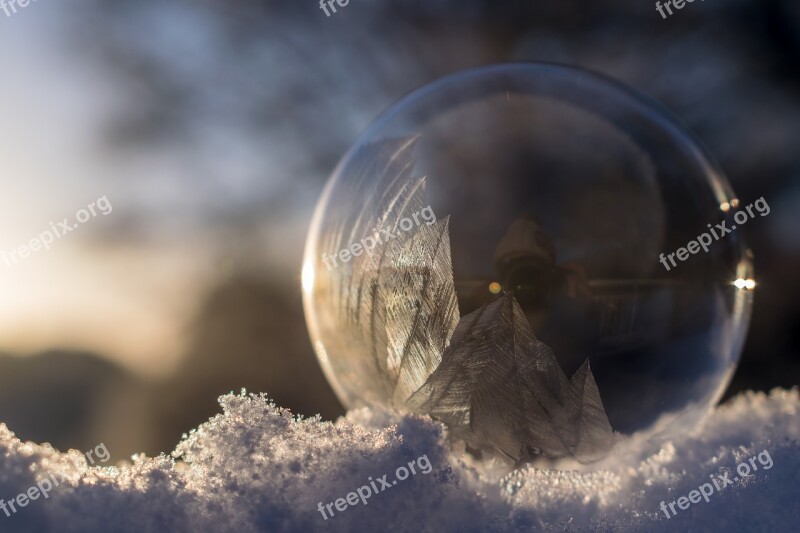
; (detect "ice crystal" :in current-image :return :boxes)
[409,294,613,464]
[323,136,613,464]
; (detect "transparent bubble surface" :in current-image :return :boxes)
[303,64,753,464]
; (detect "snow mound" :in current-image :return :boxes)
[0,388,797,532]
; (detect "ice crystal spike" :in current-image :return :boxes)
[569,359,616,463]
[323,136,458,404]
[379,218,460,404]
[409,293,614,464]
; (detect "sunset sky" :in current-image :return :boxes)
[0,4,318,376]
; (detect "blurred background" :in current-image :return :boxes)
[0,0,797,459]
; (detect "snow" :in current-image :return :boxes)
[0,388,797,532]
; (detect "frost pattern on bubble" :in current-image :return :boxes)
[323,136,460,403]
[322,135,613,464]
[380,218,460,404]
[409,294,614,464]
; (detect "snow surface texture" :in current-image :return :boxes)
[0,388,797,532]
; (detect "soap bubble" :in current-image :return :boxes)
[303,64,753,464]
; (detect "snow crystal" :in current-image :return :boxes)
[0,388,797,532]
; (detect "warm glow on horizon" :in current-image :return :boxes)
[0,243,209,377]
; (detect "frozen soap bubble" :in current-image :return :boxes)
[302,64,753,466]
